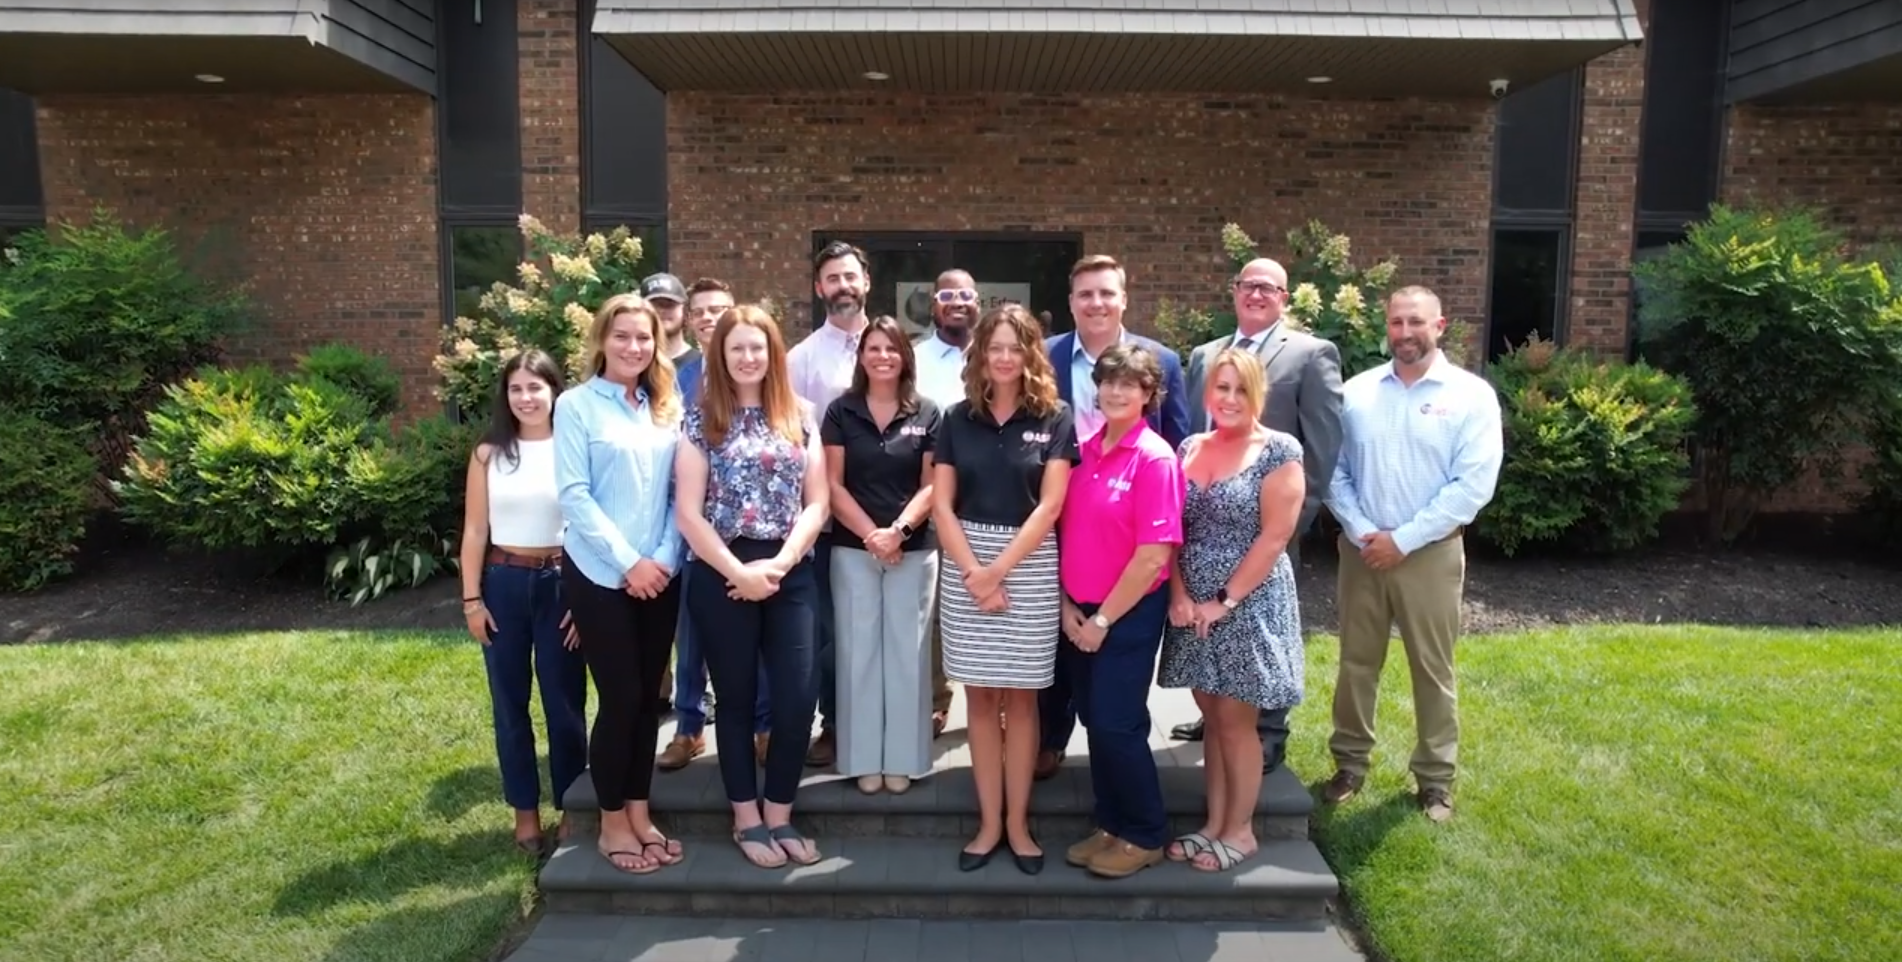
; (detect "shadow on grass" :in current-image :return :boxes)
[1305,790,1419,962]
[271,829,531,919]
[314,889,537,962]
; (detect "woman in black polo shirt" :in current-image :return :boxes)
[932,303,1078,875]
[821,315,942,796]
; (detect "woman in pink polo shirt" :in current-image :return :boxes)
[1057,343,1187,880]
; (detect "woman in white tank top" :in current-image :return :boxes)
[458,349,588,855]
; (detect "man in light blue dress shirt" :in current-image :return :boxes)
[1320,285,1503,824]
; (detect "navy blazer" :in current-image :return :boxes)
[1045,331,1192,451]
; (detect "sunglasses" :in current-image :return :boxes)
[934,288,979,305]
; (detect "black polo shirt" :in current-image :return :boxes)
[820,393,943,552]
[934,399,1080,528]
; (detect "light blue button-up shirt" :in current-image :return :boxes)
[1070,327,1131,440]
[553,376,685,589]
[1325,353,1504,557]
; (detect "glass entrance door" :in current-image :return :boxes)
[809,232,1083,338]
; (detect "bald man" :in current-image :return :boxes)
[1170,257,1344,772]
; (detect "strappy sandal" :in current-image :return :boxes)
[733,824,788,869]
[767,823,821,866]
[1191,840,1251,873]
[1166,832,1212,862]
[598,844,661,875]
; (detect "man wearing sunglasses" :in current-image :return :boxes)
[913,269,979,736]
[1170,256,1344,773]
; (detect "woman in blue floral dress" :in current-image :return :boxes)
[1159,348,1306,874]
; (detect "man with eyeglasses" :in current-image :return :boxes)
[1169,257,1344,773]
[912,269,980,737]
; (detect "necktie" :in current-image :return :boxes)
[1208,336,1257,430]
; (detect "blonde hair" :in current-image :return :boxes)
[585,293,681,426]
[699,303,804,447]
[962,304,1059,417]
[1206,346,1268,422]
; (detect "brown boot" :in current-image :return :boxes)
[1086,839,1164,879]
[1033,749,1064,781]
[1065,829,1115,868]
[804,729,836,768]
[754,732,770,765]
[656,734,703,771]
[1418,786,1454,823]
[1320,770,1364,805]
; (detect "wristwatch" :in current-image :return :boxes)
[1090,613,1111,629]
[1216,587,1239,611]
[895,520,914,539]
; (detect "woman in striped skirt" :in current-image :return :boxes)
[931,304,1079,875]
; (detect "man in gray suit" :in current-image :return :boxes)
[1169,256,1344,773]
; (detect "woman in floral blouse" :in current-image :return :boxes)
[674,304,831,870]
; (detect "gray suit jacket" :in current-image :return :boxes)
[1184,325,1345,530]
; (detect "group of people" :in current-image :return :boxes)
[457,239,1505,882]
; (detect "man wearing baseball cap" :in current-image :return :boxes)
[640,272,695,367]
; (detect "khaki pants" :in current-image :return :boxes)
[1329,533,1466,791]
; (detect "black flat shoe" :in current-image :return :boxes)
[1012,850,1045,876]
[959,844,1000,872]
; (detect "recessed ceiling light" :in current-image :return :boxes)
[195,73,225,84]
[862,70,890,81]
[1306,76,1333,84]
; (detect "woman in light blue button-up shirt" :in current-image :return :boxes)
[553,292,687,876]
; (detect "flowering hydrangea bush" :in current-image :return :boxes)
[434,215,649,414]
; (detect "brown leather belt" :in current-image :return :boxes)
[486,547,564,570]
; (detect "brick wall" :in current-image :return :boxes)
[519,0,580,234]
[1567,38,1646,353]
[667,92,1496,341]
[33,94,442,416]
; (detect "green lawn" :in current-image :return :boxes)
[1287,625,1902,962]
[0,630,537,962]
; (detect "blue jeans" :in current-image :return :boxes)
[480,562,588,811]
[673,563,772,738]
[1059,586,1170,850]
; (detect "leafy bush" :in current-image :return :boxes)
[1632,205,1902,542]
[0,412,98,592]
[1153,220,1473,375]
[296,343,401,419]
[0,211,249,491]
[1859,389,1902,550]
[117,357,479,593]
[1478,337,1697,555]
[434,214,649,414]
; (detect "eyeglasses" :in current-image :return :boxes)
[1233,281,1286,297]
[934,288,979,305]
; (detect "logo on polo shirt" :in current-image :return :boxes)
[1419,403,1454,417]
[901,424,928,437]
[1022,430,1051,445]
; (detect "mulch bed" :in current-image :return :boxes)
[4,531,1898,645]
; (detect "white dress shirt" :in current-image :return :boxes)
[787,319,864,415]
[913,333,968,409]
[1325,352,1504,556]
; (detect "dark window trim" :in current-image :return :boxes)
[434,0,523,216]
[579,0,669,228]
[1486,65,1586,221]
[1481,224,1573,362]
[0,204,42,228]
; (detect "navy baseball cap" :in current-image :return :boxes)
[640,273,687,304]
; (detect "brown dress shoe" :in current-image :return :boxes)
[1065,829,1115,867]
[657,734,704,771]
[1418,786,1454,822]
[754,732,770,765]
[1086,840,1164,879]
[1320,769,1364,804]
[804,729,836,768]
[1033,749,1063,781]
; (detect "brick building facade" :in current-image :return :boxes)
[2,0,1899,513]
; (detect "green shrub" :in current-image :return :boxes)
[0,211,249,491]
[1632,204,1902,542]
[0,412,98,591]
[1859,389,1902,549]
[1477,337,1697,555]
[296,343,401,419]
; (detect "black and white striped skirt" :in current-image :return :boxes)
[939,519,1059,690]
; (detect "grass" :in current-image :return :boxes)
[0,630,538,962]
[1287,625,1902,962]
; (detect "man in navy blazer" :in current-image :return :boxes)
[1036,254,1191,780]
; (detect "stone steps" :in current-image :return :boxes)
[560,757,1315,841]
[501,914,1364,962]
[539,832,1338,922]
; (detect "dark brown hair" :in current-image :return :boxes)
[1091,342,1165,418]
[848,315,921,415]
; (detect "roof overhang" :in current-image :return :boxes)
[0,2,433,95]
[592,1,1642,96]
[1728,37,1902,104]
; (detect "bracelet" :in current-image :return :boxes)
[463,595,481,602]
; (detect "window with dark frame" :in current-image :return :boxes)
[446,226,523,323]
[581,0,668,273]
[1485,67,1582,359]
[0,88,43,239]
[1486,229,1568,362]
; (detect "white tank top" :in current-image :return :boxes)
[486,438,564,548]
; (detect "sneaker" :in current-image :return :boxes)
[1418,786,1454,823]
[1320,770,1364,805]
[657,734,703,771]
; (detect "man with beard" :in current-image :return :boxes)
[1038,254,1190,781]
[1320,285,1502,823]
[642,272,694,365]
[1169,257,1343,773]
[788,240,874,768]
[912,268,978,736]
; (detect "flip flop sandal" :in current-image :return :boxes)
[1166,832,1212,862]
[733,824,788,869]
[641,837,684,866]
[598,846,661,875]
[1191,840,1250,873]
[767,824,821,866]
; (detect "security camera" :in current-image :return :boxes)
[1489,78,1510,100]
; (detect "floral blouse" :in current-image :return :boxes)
[684,405,811,543]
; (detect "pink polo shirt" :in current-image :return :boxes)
[1059,420,1186,604]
